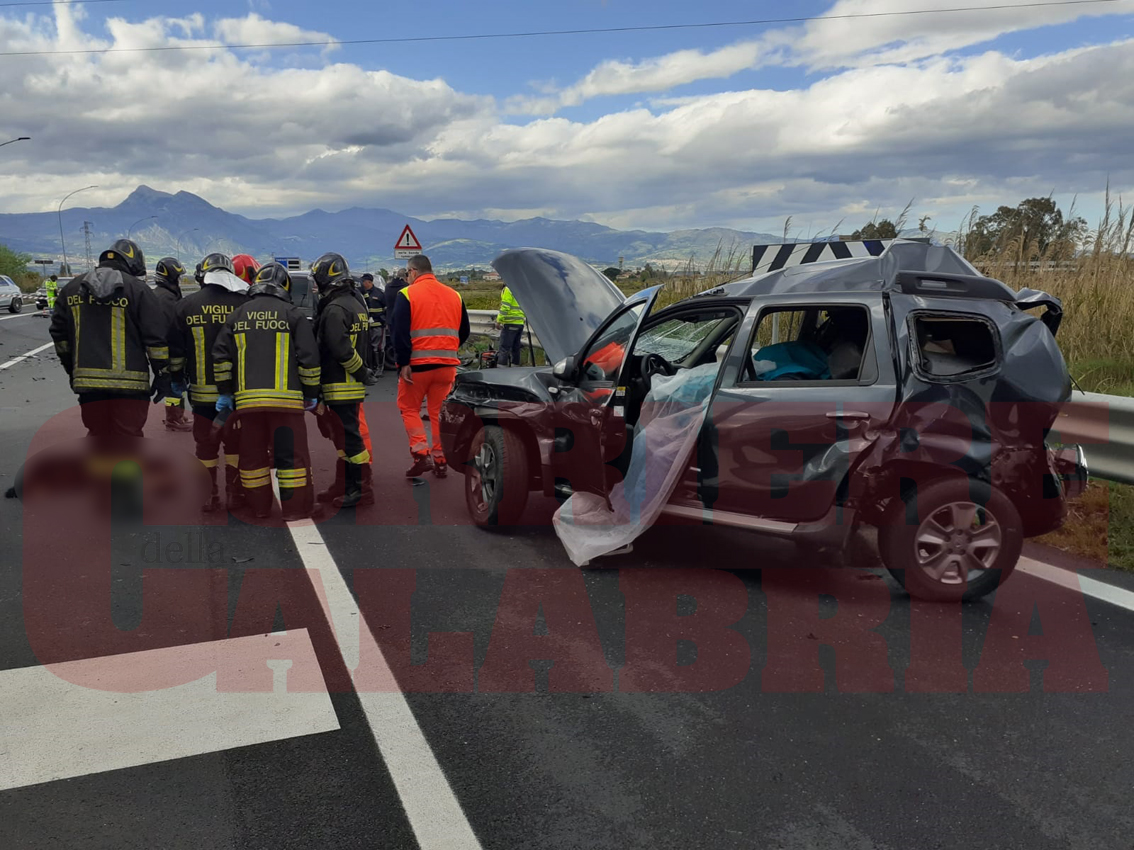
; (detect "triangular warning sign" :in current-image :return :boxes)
[395,225,422,252]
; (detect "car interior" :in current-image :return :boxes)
[743,305,872,383]
[911,314,999,378]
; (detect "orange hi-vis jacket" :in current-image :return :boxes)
[402,274,464,366]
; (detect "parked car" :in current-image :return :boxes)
[0,275,23,313]
[439,242,1088,601]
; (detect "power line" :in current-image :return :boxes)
[0,0,1126,58]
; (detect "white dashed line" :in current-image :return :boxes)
[0,311,39,322]
[0,341,54,370]
[284,512,484,850]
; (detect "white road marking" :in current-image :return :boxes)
[1018,556,1134,612]
[0,311,39,322]
[0,630,339,792]
[284,514,484,850]
[0,341,55,370]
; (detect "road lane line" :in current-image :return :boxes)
[0,341,54,370]
[0,311,39,322]
[1018,556,1134,612]
[284,514,484,850]
[0,630,339,792]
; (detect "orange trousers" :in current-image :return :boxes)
[397,366,456,459]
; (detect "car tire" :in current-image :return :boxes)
[879,477,1022,602]
[465,424,529,528]
[8,297,21,314]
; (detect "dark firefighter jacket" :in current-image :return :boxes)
[212,287,320,412]
[169,285,250,406]
[48,265,169,396]
[362,285,385,325]
[315,287,369,404]
[152,279,183,327]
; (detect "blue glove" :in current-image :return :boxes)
[216,395,235,413]
[304,398,319,412]
[171,381,187,397]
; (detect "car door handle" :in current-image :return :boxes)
[826,411,870,420]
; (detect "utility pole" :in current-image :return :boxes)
[82,222,94,273]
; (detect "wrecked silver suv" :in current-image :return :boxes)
[439,241,1087,601]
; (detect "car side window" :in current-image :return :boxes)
[579,303,645,383]
[743,305,873,383]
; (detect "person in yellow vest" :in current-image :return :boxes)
[392,254,470,478]
[495,284,526,366]
[44,274,58,315]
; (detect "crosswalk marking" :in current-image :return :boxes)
[0,630,339,792]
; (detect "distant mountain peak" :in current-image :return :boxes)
[122,185,172,204]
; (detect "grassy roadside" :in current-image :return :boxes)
[1037,480,1134,570]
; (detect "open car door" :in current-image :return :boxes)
[551,286,662,500]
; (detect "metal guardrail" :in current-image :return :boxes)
[1052,392,1134,486]
[468,309,541,348]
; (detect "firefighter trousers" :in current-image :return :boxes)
[236,411,313,518]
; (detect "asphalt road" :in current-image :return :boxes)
[2,309,1134,850]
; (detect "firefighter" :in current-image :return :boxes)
[213,262,321,520]
[44,274,58,315]
[310,252,375,509]
[48,239,169,438]
[392,254,470,477]
[151,257,193,432]
[359,273,387,378]
[169,253,250,511]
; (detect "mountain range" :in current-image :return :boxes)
[0,186,786,272]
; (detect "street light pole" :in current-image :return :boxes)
[58,185,98,275]
[0,136,31,149]
[128,215,157,239]
[176,228,200,263]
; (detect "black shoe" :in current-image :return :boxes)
[334,489,364,509]
[405,454,433,478]
[201,493,221,513]
[433,461,448,478]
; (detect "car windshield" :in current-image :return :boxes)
[634,313,734,363]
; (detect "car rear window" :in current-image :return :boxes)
[911,314,999,379]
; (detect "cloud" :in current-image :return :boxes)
[0,1,1131,235]
[512,0,1134,115]
[507,39,776,115]
[213,12,337,52]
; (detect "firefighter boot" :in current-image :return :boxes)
[280,481,312,522]
[317,459,346,504]
[201,466,221,513]
[225,466,246,510]
[333,463,364,509]
[165,404,193,432]
[359,462,375,506]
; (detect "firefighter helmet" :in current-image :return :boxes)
[99,239,146,278]
[233,254,261,284]
[311,252,352,292]
[155,257,185,285]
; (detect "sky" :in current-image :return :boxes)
[1,0,1133,236]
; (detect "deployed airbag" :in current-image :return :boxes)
[553,363,720,565]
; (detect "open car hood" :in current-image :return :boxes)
[491,248,626,365]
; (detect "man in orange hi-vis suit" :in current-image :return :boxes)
[391,255,470,479]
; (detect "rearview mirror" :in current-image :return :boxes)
[553,356,576,380]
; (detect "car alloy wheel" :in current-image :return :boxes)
[914,500,1002,586]
[471,441,498,511]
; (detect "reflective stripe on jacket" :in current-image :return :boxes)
[212,293,321,412]
[403,274,464,366]
[315,288,369,403]
[169,286,249,406]
[48,270,168,395]
[498,286,525,326]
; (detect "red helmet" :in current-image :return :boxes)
[232,254,261,284]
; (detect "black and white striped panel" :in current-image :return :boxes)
[751,240,893,275]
